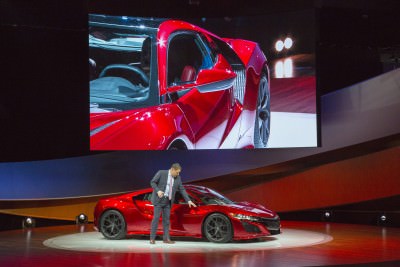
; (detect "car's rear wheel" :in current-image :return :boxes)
[254,74,270,148]
[203,213,232,243]
[100,210,126,240]
[167,139,188,150]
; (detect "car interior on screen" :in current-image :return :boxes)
[89,28,153,112]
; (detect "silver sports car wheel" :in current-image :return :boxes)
[203,213,232,243]
[254,74,270,148]
[100,210,126,240]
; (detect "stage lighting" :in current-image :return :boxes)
[275,37,293,53]
[284,37,293,49]
[22,217,36,228]
[322,211,332,221]
[378,213,387,225]
[76,213,88,224]
[275,40,284,52]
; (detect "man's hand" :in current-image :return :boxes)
[157,191,164,198]
[188,201,197,208]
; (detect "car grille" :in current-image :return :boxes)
[232,66,246,105]
[258,216,281,230]
[241,221,261,233]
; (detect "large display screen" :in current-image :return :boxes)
[89,11,317,150]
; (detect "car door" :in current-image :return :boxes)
[170,191,203,235]
[166,32,234,148]
[132,192,157,232]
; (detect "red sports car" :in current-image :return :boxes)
[93,185,280,243]
[89,14,270,150]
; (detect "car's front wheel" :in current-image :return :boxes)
[203,213,232,243]
[100,210,126,240]
[254,74,270,148]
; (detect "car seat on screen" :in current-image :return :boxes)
[180,65,196,82]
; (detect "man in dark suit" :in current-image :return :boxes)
[150,163,196,244]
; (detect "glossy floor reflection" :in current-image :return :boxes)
[1,221,400,267]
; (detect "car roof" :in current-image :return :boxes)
[184,184,209,191]
[118,184,213,198]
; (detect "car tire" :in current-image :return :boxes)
[167,140,188,150]
[100,210,126,240]
[254,73,270,148]
[203,213,233,243]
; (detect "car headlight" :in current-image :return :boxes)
[231,213,260,222]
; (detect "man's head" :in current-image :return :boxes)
[170,163,182,178]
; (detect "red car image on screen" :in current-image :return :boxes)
[93,185,280,243]
[89,14,270,150]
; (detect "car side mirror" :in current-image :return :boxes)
[196,69,236,93]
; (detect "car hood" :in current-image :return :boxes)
[226,201,277,218]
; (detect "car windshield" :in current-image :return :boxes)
[89,24,157,113]
[191,188,234,205]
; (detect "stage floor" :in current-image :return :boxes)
[1,221,400,267]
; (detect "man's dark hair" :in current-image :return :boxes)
[171,163,182,170]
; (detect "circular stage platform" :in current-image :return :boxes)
[43,228,332,253]
[1,221,399,267]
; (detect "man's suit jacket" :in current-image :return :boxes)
[150,170,191,206]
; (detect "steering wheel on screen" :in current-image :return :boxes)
[99,64,149,87]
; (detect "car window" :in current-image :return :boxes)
[191,188,234,205]
[209,36,244,66]
[167,33,213,86]
[132,192,152,202]
[89,26,158,112]
[199,34,218,63]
